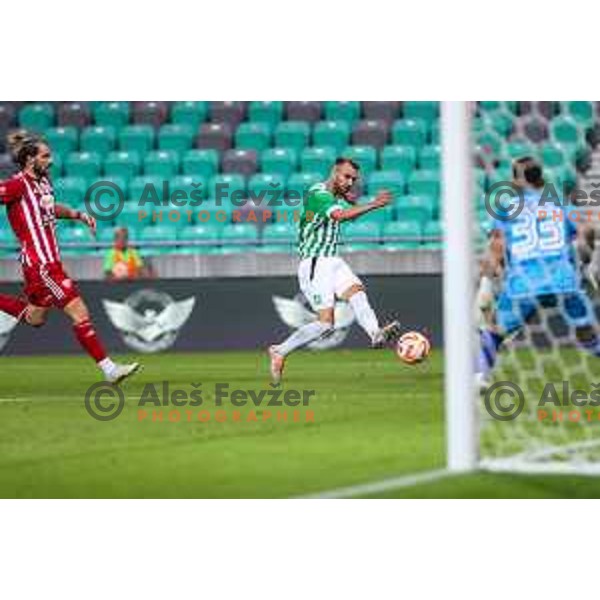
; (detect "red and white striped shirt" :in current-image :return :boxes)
[0,171,61,266]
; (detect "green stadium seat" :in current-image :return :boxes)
[382,221,422,249]
[140,225,176,253]
[340,146,377,176]
[65,152,102,180]
[483,111,514,137]
[182,149,219,178]
[45,127,78,158]
[476,130,503,156]
[429,121,440,144]
[408,170,440,199]
[403,101,439,122]
[262,222,296,245]
[352,196,394,223]
[53,177,88,206]
[103,151,141,180]
[563,101,594,126]
[380,145,416,177]
[551,116,583,146]
[324,101,361,123]
[286,172,321,203]
[261,148,298,177]
[50,155,63,180]
[422,221,443,249]
[170,174,207,201]
[158,124,194,153]
[392,119,427,149]
[235,122,272,151]
[367,170,405,197]
[144,150,179,178]
[479,101,518,114]
[248,173,287,205]
[115,205,147,231]
[80,126,116,156]
[97,175,128,203]
[343,221,381,242]
[540,142,567,168]
[313,121,351,153]
[58,225,93,251]
[178,223,221,242]
[221,223,259,246]
[418,145,441,170]
[504,139,536,160]
[119,125,155,155]
[300,146,336,177]
[274,121,310,153]
[19,103,54,132]
[209,174,246,203]
[249,101,284,127]
[171,101,208,127]
[94,102,129,128]
[395,195,436,225]
[129,175,164,204]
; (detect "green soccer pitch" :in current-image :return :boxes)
[1,348,600,498]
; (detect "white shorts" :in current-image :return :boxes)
[298,256,362,311]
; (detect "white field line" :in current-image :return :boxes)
[300,468,454,499]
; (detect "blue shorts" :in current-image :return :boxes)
[496,290,598,336]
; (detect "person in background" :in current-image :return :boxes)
[104,227,149,281]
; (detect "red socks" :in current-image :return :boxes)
[0,293,28,320]
[73,319,108,362]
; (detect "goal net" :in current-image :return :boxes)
[445,101,600,475]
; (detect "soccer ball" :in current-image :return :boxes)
[396,331,431,364]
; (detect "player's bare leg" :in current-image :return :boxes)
[63,296,140,384]
[269,307,334,384]
[340,284,400,348]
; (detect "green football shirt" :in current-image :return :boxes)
[298,183,345,258]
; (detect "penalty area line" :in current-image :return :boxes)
[300,468,454,499]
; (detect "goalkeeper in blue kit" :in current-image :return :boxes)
[477,157,599,390]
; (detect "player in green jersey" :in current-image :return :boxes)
[268,158,400,383]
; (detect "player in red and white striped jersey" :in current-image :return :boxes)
[0,130,140,384]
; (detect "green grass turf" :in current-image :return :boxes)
[1,348,600,498]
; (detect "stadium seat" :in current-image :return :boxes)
[520,117,549,143]
[300,147,336,178]
[170,174,207,202]
[19,103,54,132]
[115,205,146,231]
[285,101,322,123]
[395,195,436,225]
[540,142,567,168]
[59,225,93,254]
[551,116,584,146]
[247,173,287,205]
[93,102,129,128]
[56,102,91,128]
[221,149,259,176]
[65,152,101,180]
[45,127,78,158]
[382,221,422,249]
[132,101,169,126]
[403,101,439,122]
[80,126,116,156]
[479,101,518,114]
[144,150,179,178]
[104,151,141,180]
[362,101,400,124]
[53,177,88,206]
[129,175,164,204]
[367,170,405,197]
[248,101,284,127]
[286,172,321,203]
[476,130,503,157]
[313,121,351,153]
[262,222,296,245]
[483,111,514,137]
[182,149,219,178]
[504,139,536,160]
[209,173,246,203]
[408,170,440,199]
[422,221,443,249]
[324,101,361,123]
[391,119,427,149]
[209,101,247,127]
[221,223,259,246]
[139,225,175,254]
[418,145,441,170]
[564,101,594,125]
[158,124,194,153]
[171,101,208,127]
[261,148,298,177]
[429,121,440,144]
[340,146,377,176]
[343,221,381,242]
[50,155,62,180]
[178,224,221,242]
[532,101,559,120]
[351,120,389,149]
[235,122,272,151]
[274,121,311,153]
[118,125,155,155]
[380,145,416,177]
[195,123,232,152]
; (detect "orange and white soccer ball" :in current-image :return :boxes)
[396,331,431,364]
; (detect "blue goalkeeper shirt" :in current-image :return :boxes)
[494,190,580,298]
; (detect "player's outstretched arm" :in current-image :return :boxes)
[330,191,391,222]
[55,204,97,236]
